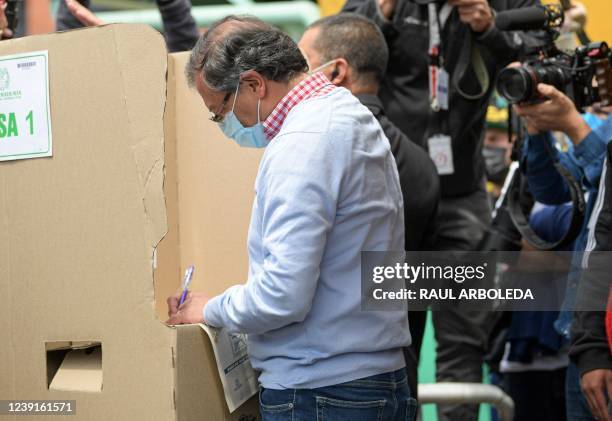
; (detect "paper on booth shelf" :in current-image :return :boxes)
[0,50,52,162]
[200,324,259,413]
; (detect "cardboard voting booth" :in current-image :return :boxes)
[0,25,263,420]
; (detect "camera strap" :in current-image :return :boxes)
[507,138,586,250]
[453,34,490,101]
[427,3,450,112]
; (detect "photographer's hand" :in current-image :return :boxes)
[448,0,494,33]
[65,0,103,26]
[514,83,591,145]
[581,369,612,421]
[0,0,13,39]
[562,1,587,33]
[377,0,397,21]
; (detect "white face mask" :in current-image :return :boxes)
[217,82,269,148]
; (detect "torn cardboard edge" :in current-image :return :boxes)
[156,51,263,417]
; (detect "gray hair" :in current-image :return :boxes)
[307,13,389,85]
[186,15,308,92]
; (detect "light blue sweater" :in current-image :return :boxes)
[204,87,411,389]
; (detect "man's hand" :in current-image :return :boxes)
[0,0,13,40]
[65,0,104,27]
[166,291,210,325]
[448,0,494,33]
[562,1,587,33]
[514,83,591,144]
[581,369,612,421]
[377,0,397,21]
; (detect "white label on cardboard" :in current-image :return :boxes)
[200,324,258,413]
[428,134,454,175]
[0,51,52,162]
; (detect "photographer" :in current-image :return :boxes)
[516,83,611,204]
[570,144,612,421]
[515,82,612,420]
[341,0,544,418]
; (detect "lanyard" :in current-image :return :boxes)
[428,3,452,112]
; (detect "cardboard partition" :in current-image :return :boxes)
[0,25,261,421]
[156,52,264,320]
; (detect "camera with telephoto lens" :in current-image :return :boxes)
[495,4,612,112]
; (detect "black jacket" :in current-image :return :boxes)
[343,0,543,198]
[357,94,439,250]
[570,142,612,375]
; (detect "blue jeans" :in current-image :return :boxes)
[259,368,417,421]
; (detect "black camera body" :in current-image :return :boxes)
[495,5,612,112]
[497,42,611,111]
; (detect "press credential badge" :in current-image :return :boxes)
[0,51,52,162]
[428,134,454,175]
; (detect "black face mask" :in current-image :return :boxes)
[483,145,509,184]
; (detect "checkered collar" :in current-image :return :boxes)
[262,72,335,140]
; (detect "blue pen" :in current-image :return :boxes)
[179,265,195,306]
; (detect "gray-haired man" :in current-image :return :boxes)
[166,15,417,420]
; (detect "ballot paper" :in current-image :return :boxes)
[200,324,259,413]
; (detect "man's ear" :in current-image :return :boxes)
[331,58,349,85]
[238,70,266,99]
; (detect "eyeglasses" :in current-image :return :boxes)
[209,92,232,123]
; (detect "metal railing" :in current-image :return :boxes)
[418,382,515,421]
[95,1,321,38]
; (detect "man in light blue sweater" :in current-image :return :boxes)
[166,15,415,420]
